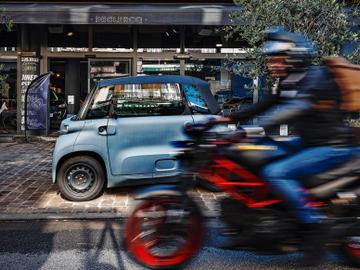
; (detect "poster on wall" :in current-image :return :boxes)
[25,73,51,131]
[19,55,40,131]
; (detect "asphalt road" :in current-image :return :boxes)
[0,220,355,270]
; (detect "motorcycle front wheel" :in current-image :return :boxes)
[124,197,204,269]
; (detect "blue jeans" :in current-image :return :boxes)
[261,146,354,224]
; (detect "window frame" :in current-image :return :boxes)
[81,81,214,120]
[85,85,114,120]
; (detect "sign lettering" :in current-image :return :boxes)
[90,15,144,24]
[25,73,51,131]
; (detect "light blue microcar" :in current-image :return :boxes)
[52,75,220,201]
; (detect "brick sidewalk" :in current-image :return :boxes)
[0,142,221,219]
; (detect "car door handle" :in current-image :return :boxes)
[98,125,116,136]
[98,126,108,136]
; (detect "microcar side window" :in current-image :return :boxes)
[112,83,185,117]
[86,85,114,119]
[182,84,211,114]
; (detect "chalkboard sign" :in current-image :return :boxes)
[25,73,51,131]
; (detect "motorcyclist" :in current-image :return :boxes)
[216,27,357,265]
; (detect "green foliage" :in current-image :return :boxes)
[0,64,6,81]
[224,0,360,84]
[347,118,360,127]
[0,8,12,31]
[346,116,360,128]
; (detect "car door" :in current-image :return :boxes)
[73,84,112,158]
[106,82,194,180]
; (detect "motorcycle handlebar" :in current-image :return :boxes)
[184,117,235,138]
[204,117,233,128]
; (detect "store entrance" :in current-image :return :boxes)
[49,58,88,130]
[48,58,131,130]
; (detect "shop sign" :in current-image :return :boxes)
[25,73,51,132]
[67,95,75,105]
[19,55,40,131]
[90,15,145,24]
[173,53,192,60]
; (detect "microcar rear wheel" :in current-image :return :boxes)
[57,155,105,201]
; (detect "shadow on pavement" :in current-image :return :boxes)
[0,219,129,270]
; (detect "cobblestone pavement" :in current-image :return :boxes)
[0,142,221,219]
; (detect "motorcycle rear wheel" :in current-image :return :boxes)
[124,197,204,269]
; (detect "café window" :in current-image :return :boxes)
[0,59,17,133]
[89,59,131,90]
[184,25,249,51]
[0,25,17,51]
[113,83,185,117]
[140,60,181,75]
[185,26,222,49]
[48,25,88,51]
[93,25,133,51]
[138,26,180,50]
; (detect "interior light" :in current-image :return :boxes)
[67,32,75,37]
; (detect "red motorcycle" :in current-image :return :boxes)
[124,122,360,269]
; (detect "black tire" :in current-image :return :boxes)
[124,197,204,269]
[57,155,105,201]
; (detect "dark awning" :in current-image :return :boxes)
[0,4,240,25]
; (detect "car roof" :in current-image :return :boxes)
[97,75,209,88]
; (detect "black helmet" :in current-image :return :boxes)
[262,27,316,71]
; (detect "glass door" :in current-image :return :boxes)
[88,59,131,90]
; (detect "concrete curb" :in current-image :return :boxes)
[0,210,218,221]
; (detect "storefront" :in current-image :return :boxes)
[0,1,253,135]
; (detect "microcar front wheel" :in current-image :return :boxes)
[57,155,105,201]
